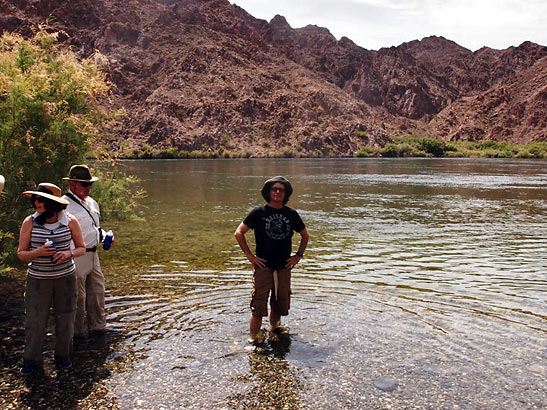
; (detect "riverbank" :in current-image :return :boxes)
[356,136,547,158]
[116,138,547,160]
[0,270,128,409]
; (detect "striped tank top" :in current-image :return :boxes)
[27,212,75,279]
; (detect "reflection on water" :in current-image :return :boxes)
[99,158,546,408]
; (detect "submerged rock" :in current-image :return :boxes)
[373,377,399,392]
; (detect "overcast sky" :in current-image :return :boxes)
[230,0,547,51]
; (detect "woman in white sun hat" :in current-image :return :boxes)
[17,182,86,374]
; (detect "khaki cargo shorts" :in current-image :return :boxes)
[251,266,291,317]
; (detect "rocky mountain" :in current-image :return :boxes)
[1,0,546,156]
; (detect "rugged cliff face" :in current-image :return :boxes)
[1,0,546,156]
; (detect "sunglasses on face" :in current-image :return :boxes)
[271,187,285,193]
[79,181,94,187]
[35,197,46,203]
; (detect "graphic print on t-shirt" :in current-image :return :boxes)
[264,213,291,240]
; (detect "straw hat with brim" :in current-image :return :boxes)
[22,183,69,205]
[63,164,99,182]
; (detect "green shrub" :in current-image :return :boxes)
[515,149,530,158]
[477,140,496,149]
[0,29,141,270]
[174,107,187,121]
[418,138,455,157]
[355,146,376,157]
[397,143,415,157]
[380,144,401,157]
[90,166,146,221]
[525,142,547,158]
[357,135,546,159]
[0,230,15,273]
[279,147,296,158]
[156,147,180,159]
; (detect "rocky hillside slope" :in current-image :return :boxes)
[1,0,546,156]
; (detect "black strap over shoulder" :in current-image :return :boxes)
[65,192,99,228]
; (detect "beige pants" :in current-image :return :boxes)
[74,251,106,335]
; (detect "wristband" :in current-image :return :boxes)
[295,251,304,257]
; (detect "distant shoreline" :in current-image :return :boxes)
[109,138,547,160]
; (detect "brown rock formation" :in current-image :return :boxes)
[1,0,546,156]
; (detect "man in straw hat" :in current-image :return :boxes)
[62,165,112,340]
[235,176,309,344]
[17,183,86,373]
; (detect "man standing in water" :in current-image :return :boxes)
[63,165,111,340]
[235,176,309,344]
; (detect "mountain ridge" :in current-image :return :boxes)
[1,0,545,156]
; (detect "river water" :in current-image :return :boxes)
[83,159,545,408]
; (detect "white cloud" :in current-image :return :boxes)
[230,0,547,51]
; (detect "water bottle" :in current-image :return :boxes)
[103,230,114,250]
[44,239,56,262]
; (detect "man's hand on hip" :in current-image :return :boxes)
[248,254,267,269]
[285,255,302,269]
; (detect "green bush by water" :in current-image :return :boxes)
[0,29,142,271]
[129,146,253,159]
[355,136,547,159]
[129,136,547,160]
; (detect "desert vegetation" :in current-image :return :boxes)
[0,29,142,270]
[356,136,547,159]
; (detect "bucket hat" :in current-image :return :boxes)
[261,176,293,204]
[63,164,99,182]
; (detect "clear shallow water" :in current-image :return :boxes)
[100,158,546,409]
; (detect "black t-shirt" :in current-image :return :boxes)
[243,205,306,269]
